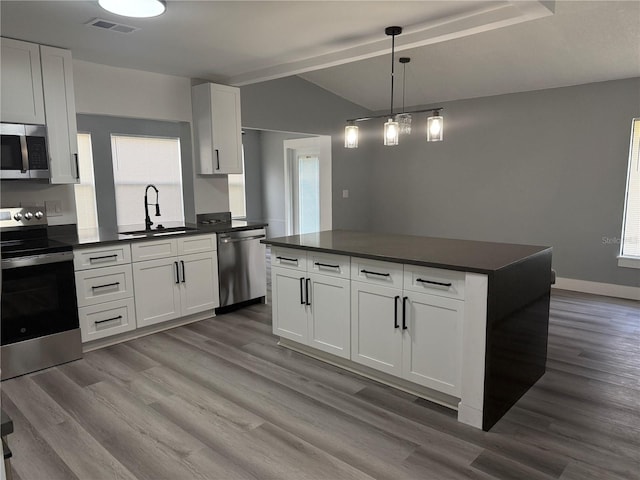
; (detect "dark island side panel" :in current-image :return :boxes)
[483,249,553,431]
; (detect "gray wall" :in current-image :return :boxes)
[241,128,263,222]
[366,78,640,287]
[241,76,373,232]
[76,114,196,230]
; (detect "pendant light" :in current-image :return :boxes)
[395,57,412,135]
[343,26,445,149]
[427,109,444,142]
[383,26,401,146]
[99,0,166,18]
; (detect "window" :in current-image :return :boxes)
[620,118,640,266]
[73,133,98,229]
[111,135,184,231]
[228,145,246,219]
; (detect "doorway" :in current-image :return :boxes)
[284,136,332,235]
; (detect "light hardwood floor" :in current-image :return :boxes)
[1,288,638,480]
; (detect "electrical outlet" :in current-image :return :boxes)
[342,189,349,199]
[45,200,63,217]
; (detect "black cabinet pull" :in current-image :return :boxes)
[361,269,390,277]
[402,296,408,330]
[89,254,118,263]
[174,261,180,284]
[315,262,340,269]
[305,278,311,306]
[215,149,220,170]
[91,282,120,290]
[277,256,299,264]
[416,278,452,287]
[180,260,186,283]
[74,153,80,180]
[95,315,122,325]
[299,277,305,304]
[394,295,400,328]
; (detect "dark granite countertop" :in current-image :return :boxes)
[49,221,268,248]
[263,230,551,274]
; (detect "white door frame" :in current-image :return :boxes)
[283,135,332,235]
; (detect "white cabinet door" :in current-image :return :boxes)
[307,273,350,359]
[133,257,181,328]
[402,291,464,397]
[40,45,78,184]
[351,281,402,376]
[0,38,45,124]
[192,82,242,174]
[272,266,308,343]
[180,251,219,315]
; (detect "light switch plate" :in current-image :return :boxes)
[342,189,349,198]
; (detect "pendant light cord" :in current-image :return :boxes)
[402,62,406,114]
[390,32,395,116]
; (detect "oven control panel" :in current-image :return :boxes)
[0,207,48,228]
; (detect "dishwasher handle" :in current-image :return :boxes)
[219,234,266,244]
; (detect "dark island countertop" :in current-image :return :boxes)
[263,230,551,274]
[49,220,268,248]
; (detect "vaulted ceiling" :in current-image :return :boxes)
[1,1,638,111]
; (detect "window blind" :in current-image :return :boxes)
[621,119,640,257]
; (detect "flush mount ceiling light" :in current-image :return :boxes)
[344,26,444,148]
[98,0,166,18]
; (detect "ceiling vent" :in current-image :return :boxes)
[86,18,139,34]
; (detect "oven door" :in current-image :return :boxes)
[0,124,29,179]
[1,252,79,345]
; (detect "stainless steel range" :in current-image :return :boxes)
[0,207,82,380]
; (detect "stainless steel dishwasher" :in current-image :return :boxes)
[217,228,267,308]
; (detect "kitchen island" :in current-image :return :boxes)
[263,230,552,431]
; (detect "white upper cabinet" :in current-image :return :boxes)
[192,82,243,175]
[40,45,79,184]
[0,38,45,124]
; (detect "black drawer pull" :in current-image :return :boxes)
[361,269,390,277]
[299,277,305,304]
[277,256,299,264]
[402,296,408,330]
[314,262,340,269]
[89,254,118,262]
[394,295,400,328]
[91,282,120,290]
[95,315,122,325]
[416,278,452,287]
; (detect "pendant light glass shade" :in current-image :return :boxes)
[99,0,166,18]
[345,124,359,148]
[384,119,400,146]
[427,113,444,142]
[395,113,412,134]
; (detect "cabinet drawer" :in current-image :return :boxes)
[74,244,131,270]
[271,247,307,271]
[403,265,465,300]
[75,264,134,307]
[79,298,136,343]
[131,238,177,262]
[308,251,350,279]
[177,234,216,255]
[350,257,403,288]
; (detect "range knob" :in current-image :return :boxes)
[13,213,23,221]
[34,211,44,220]
[24,212,33,220]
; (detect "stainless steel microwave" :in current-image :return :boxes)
[0,123,49,180]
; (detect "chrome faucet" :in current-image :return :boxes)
[144,184,161,230]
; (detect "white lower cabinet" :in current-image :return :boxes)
[74,243,137,343]
[132,236,219,328]
[272,248,350,359]
[78,298,136,343]
[273,249,466,399]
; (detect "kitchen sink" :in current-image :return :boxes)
[119,226,198,237]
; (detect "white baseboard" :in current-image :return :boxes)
[554,277,640,301]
